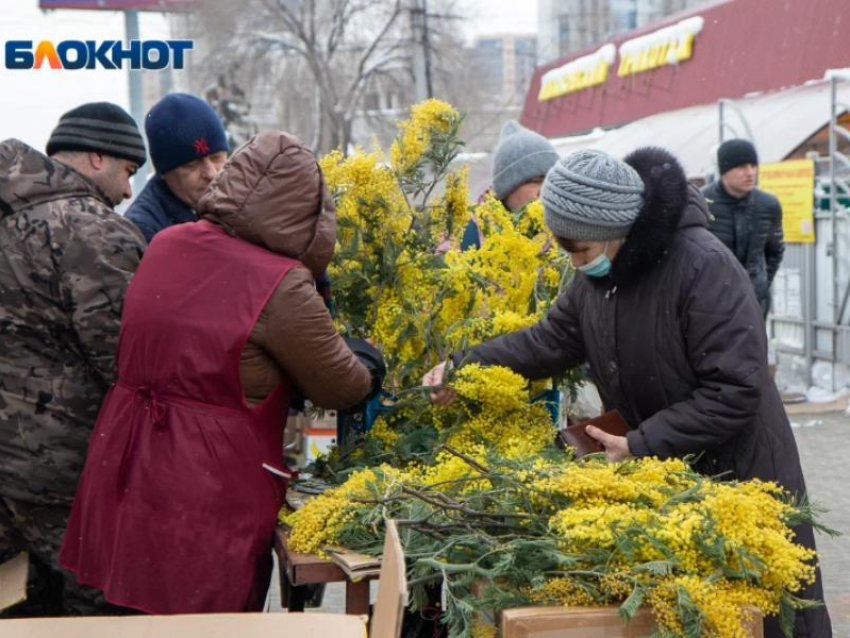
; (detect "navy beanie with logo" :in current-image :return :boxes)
[145,93,228,174]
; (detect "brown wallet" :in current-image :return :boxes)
[557,409,631,457]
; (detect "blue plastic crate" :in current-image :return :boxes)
[336,390,394,445]
[338,387,560,445]
[532,388,560,425]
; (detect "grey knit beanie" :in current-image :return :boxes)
[541,150,645,241]
[46,102,146,167]
[491,121,559,202]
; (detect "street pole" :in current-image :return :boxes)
[124,9,149,197]
[829,76,839,391]
[411,0,433,103]
[718,98,725,145]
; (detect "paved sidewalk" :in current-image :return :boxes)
[266,553,351,614]
[789,407,850,635]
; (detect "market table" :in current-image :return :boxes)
[273,526,377,614]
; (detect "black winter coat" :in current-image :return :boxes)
[702,180,784,314]
[461,148,830,637]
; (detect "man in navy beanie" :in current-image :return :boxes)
[126,93,228,243]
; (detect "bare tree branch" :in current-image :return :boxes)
[184,0,509,154]
[251,32,308,57]
[350,0,404,94]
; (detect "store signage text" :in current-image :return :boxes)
[617,17,704,77]
[537,16,704,102]
[538,44,616,101]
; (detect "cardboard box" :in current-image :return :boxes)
[500,605,764,638]
[305,423,337,462]
[285,406,339,460]
[314,409,338,430]
[0,612,367,638]
[0,552,28,612]
[284,410,306,454]
[0,521,407,638]
[302,408,339,462]
[371,520,407,638]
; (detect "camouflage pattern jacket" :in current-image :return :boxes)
[0,139,145,506]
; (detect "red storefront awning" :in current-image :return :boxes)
[521,0,850,139]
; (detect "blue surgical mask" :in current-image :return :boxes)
[578,243,612,278]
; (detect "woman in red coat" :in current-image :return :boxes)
[61,131,379,613]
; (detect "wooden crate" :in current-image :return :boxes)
[501,605,764,638]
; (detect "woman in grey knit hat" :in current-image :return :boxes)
[425,147,831,638]
[460,120,559,251]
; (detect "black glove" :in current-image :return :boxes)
[344,337,386,401]
[315,270,334,313]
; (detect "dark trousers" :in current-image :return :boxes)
[0,496,134,617]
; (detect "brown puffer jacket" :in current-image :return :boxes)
[197,131,372,408]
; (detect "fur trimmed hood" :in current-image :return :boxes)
[607,147,703,287]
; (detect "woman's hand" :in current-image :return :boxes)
[423,361,457,405]
[586,425,632,462]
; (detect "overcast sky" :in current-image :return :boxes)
[0,1,536,152]
[464,0,537,38]
[0,4,171,151]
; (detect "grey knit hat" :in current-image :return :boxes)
[541,150,645,241]
[491,121,559,202]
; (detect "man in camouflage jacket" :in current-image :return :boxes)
[0,102,147,616]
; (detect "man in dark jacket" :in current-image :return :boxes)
[126,93,228,244]
[426,148,830,638]
[703,139,784,316]
[0,103,147,616]
[125,94,336,308]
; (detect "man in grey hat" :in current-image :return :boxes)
[461,120,559,250]
[426,147,831,638]
[45,101,147,206]
[0,102,146,616]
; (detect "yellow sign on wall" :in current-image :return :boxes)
[758,159,816,244]
[536,15,706,102]
[617,16,704,77]
[538,44,616,101]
